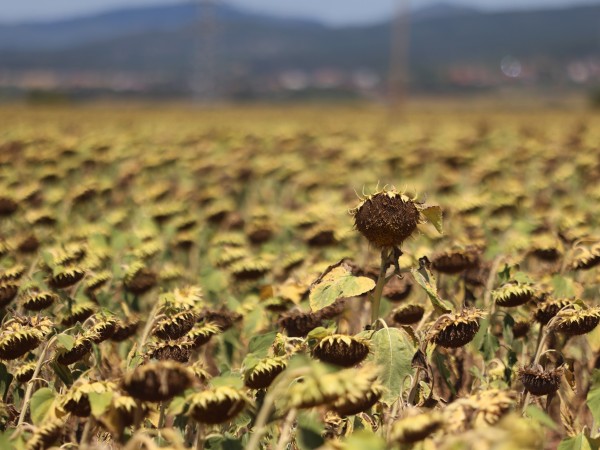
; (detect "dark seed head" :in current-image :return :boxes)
[551,306,600,335]
[352,190,420,248]
[279,310,323,338]
[431,246,480,274]
[330,385,383,416]
[123,361,194,402]
[429,309,484,348]
[188,387,247,424]
[391,304,425,325]
[383,276,413,302]
[512,320,530,339]
[312,335,370,367]
[244,357,287,389]
[518,365,563,396]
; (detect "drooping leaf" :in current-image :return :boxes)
[247,331,277,357]
[88,391,114,417]
[433,351,457,396]
[0,363,13,402]
[0,431,15,450]
[56,334,75,351]
[30,387,56,426]
[525,405,558,430]
[552,275,582,299]
[167,395,187,416]
[420,205,443,234]
[411,267,453,314]
[557,434,593,450]
[296,410,325,450]
[342,431,387,450]
[586,369,600,424]
[51,362,73,387]
[367,327,415,404]
[309,266,375,312]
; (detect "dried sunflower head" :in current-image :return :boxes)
[330,384,384,416]
[188,321,221,348]
[55,335,92,365]
[122,361,194,402]
[382,275,413,302]
[391,411,443,444]
[25,419,63,450]
[87,316,118,343]
[15,361,37,383]
[350,188,424,248]
[147,339,192,363]
[60,301,96,326]
[285,363,379,410]
[570,243,600,270]
[0,280,19,308]
[21,290,57,311]
[188,386,248,424]
[431,244,481,274]
[512,320,531,339]
[428,308,485,348]
[244,356,287,389]
[442,389,516,433]
[279,310,324,338]
[123,262,157,295]
[549,304,600,335]
[62,380,117,417]
[518,365,563,396]
[229,257,272,282]
[153,310,197,341]
[48,266,85,289]
[391,304,425,325]
[0,322,44,360]
[534,298,572,325]
[311,334,370,367]
[528,233,563,261]
[492,282,537,307]
[0,264,26,282]
[84,270,111,293]
[110,316,140,342]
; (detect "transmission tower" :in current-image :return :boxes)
[191,0,219,102]
[388,0,411,112]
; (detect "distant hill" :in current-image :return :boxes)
[1,2,599,92]
[0,3,323,51]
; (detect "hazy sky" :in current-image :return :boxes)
[1,0,598,25]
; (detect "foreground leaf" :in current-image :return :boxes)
[367,327,415,405]
[587,369,600,424]
[309,266,375,312]
[30,387,56,426]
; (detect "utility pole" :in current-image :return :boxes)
[191,0,218,102]
[388,0,411,112]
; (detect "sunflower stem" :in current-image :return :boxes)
[17,336,54,427]
[246,368,310,450]
[371,248,390,324]
[275,408,297,450]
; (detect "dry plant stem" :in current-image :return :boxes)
[371,248,391,324]
[157,401,167,445]
[407,368,422,405]
[246,367,311,450]
[522,324,548,413]
[275,408,297,450]
[195,423,204,450]
[80,417,94,449]
[17,336,54,427]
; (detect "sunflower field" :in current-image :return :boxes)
[0,105,600,450]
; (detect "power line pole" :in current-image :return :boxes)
[388,0,411,112]
[191,0,219,102]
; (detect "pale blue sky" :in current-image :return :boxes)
[1,0,598,24]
